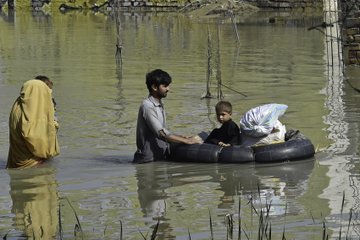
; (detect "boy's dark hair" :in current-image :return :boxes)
[215,101,232,113]
[146,69,172,93]
[35,75,49,81]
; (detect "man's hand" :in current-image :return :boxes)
[187,135,203,144]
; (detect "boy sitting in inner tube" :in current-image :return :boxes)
[204,101,241,147]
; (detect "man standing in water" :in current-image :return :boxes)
[133,69,202,163]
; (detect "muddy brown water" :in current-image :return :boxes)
[0,10,359,239]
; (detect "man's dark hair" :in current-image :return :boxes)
[35,75,49,81]
[146,69,172,93]
[215,101,232,114]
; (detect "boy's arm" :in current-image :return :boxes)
[228,135,240,146]
[227,122,241,146]
[204,129,220,145]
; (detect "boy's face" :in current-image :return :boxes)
[216,111,232,124]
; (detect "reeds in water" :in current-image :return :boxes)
[3,190,356,239]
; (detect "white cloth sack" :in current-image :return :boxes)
[240,120,287,147]
[240,103,288,137]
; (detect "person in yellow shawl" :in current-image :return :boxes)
[7,78,60,169]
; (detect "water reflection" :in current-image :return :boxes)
[8,167,58,239]
[220,160,315,207]
[318,1,358,237]
[343,81,360,155]
[341,71,360,237]
[0,9,14,23]
[135,159,315,237]
[135,163,175,239]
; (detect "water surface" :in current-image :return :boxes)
[0,10,359,239]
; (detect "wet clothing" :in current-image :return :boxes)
[205,120,240,146]
[133,95,171,163]
[7,80,60,169]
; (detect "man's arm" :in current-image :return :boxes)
[160,130,202,144]
[142,105,202,145]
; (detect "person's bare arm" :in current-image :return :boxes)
[160,130,202,144]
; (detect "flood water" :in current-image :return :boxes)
[0,9,360,239]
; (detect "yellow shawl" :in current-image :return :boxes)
[7,80,60,169]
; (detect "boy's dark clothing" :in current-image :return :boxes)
[205,120,240,146]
